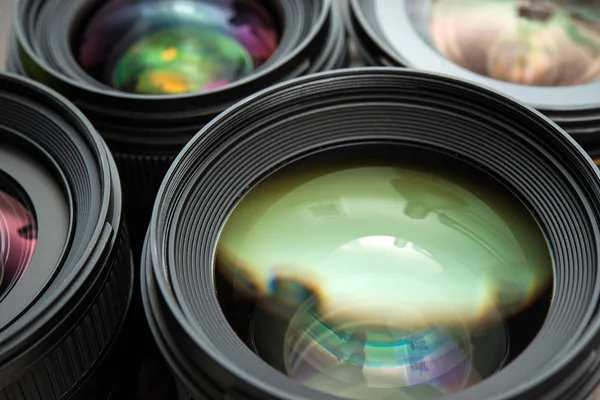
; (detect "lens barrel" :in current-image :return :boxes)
[0,73,134,399]
[142,67,600,400]
[7,0,349,255]
[345,0,600,148]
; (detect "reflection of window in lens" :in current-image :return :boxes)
[0,174,37,301]
[215,152,553,400]
[76,0,281,95]
[429,0,600,86]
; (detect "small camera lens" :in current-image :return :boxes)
[78,0,280,94]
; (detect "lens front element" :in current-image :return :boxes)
[217,159,552,399]
[78,0,280,94]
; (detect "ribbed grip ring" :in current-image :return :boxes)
[0,227,134,400]
[113,152,175,257]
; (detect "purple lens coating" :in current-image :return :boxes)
[77,0,280,95]
[0,188,37,300]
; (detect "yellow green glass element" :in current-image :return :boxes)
[430,0,600,86]
[111,27,253,94]
[216,160,552,399]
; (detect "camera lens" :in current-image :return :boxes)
[8,0,348,255]
[142,68,600,400]
[78,0,279,94]
[0,73,134,399]
[346,0,600,146]
[0,176,37,301]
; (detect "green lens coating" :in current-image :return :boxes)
[112,27,254,94]
[78,0,280,95]
[216,158,552,399]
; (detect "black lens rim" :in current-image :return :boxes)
[348,0,600,142]
[0,72,130,381]
[143,67,600,400]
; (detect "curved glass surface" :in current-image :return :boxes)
[77,0,280,94]
[216,157,552,399]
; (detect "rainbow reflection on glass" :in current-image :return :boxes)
[217,160,552,399]
[0,188,37,300]
[283,299,490,399]
[78,0,279,94]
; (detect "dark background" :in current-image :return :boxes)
[0,0,599,398]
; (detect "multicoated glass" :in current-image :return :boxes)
[78,0,280,94]
[216,159,552,399]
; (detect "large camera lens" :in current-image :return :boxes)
[0,73,134,399]
[8,0,348,255]
[346,0,600,146]
[142,68,600,400]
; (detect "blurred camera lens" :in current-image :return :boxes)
[346,0,600,146]
[429,0,600,87]
[142,68,600,400]
[0,73,134,399]
[8,0,348,255]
